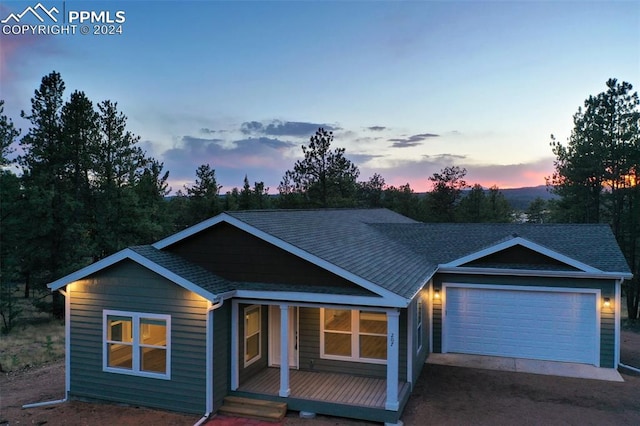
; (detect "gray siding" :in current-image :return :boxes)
[410,289,429,384]
[297,307,407,381]
[69,260,208,414]
[432,273,617,368]
[213,303,230,411]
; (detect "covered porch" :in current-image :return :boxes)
[229,299,408,423]
[231,367,411,423]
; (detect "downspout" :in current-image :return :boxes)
[23,287,70,409]
[194,297,224,426]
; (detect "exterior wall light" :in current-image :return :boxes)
[603,297,611,308]
[434,289,440,300]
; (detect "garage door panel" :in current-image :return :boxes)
[444,287,598,365]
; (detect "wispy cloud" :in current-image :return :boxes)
[160,135,297,192]
[241,120,336,137]
[389,132,440,148]
[366,126,387,131]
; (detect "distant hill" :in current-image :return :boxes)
[499,185,557,211]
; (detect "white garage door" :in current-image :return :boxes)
[443,286,598,365]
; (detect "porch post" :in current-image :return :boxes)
[385,309,400,411]
[231,300,239,390]
[279,304,291,397]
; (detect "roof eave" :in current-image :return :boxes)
[47,248,221,303]
[440,237,605,273]
[437,266,633,281]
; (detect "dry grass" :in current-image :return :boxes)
[0,289,65,372]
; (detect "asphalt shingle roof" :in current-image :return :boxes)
[372,222,632,273]
[132,209,631,302]
[227,209,436,299]
[129,245,236,295]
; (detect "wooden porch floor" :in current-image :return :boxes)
[237,368,410,409]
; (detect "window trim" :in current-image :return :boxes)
[244,305,262,367]
[320,308,387,365]
[102,310,171,380]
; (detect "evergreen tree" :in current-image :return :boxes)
[382,183,423,220]
[425,166,468,222]
[18,72,81,316]
[92,100,145,259]
[239,175,252,210]
[525,197,549,223]
[184,164,221,223]
[0,100,19,166]
[278,128,359,208]
[549,78,640,319]
[357,173,386,208]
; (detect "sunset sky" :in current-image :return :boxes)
[2,0,638,193]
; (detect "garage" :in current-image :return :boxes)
[442,285,599,365]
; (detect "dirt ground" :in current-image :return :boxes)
[2,330,639,426]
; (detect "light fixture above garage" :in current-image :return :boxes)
[603,297,611,308]
[434,289,440,300]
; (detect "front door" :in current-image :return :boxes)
[269,305,299,368]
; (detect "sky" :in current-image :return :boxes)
[1,0,638,194]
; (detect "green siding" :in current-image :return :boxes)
[432,273,617,368]
[69,260,208,414]
[411,289,429,385]
[213,303,230,411]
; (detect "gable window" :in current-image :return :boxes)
[103,310,170,379]
[416,298,423,352]
[320,308,387,364]
[244,305,261,366]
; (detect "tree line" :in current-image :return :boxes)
[0,72,638,328]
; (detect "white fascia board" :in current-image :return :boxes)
[234,289,408,308]
[437,266,633,281]
[153,214,230,249]
[441,237,602,273]
[48,248,131,290]
[47,249,220,303]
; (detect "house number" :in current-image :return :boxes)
[390,333,395,347]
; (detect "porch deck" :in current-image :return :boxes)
[237,367,410,410]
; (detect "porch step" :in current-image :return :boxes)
[219,396,287,422]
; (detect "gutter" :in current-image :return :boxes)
[194,297,224,426]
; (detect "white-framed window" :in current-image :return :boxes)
[416,297,423,353]
[103,310,171,380]
[244,305,261,367]
[320,308,387,364]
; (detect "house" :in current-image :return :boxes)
[47,208,632,425]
